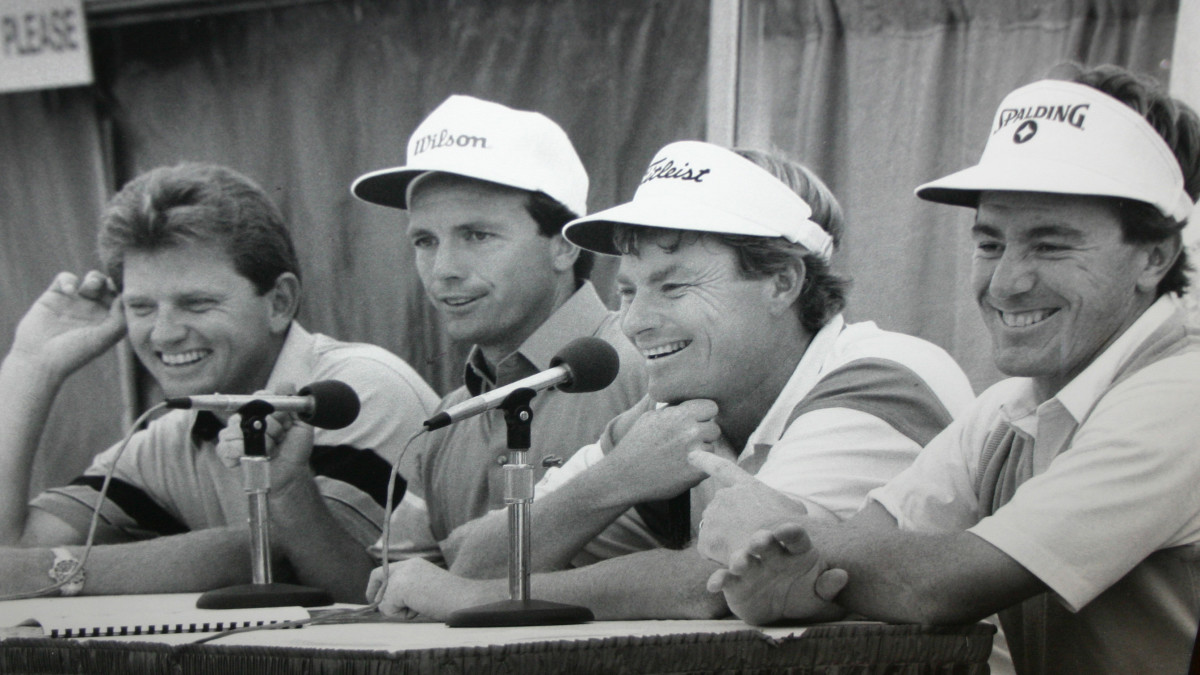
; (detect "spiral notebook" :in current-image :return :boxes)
[0,593,309,638]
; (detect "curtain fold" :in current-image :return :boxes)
[0,89,124,493]
[0,0,1183,490]
[92,0,709,399]
[736,0,1180,390]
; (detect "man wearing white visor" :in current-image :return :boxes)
[694,65,1200,674]
[369,141,973,621]
[349,96,646,570]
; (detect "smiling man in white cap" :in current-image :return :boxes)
[694,64,1200,674]
[350,96,646,570]
[367,141,974,620]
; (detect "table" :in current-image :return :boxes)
[1,616,994,674]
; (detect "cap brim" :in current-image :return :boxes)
[351,167,428,208]
[564,197,783,255]
[915,157,1166,210]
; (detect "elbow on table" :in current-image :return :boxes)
[681,586,731,620]
[895,578,991,626]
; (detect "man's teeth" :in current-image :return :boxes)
[644,340,690,359]
[160,350,208,366]
[999,309,1056,328]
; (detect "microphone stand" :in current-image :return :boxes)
[196,400,333,609]
[446,388,593,627]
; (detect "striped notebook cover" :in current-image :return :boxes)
[0,593,309,637]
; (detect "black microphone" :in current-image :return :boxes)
[423,336,619,431]
[165,380,361,430]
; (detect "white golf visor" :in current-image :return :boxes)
[917,79,1194,221]
[564,141,834,259]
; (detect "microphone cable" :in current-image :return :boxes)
[193,426,428,644]
[0,401,168,602]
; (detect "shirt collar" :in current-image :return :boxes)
[744,314,845,451]
[464,281,611,394]
[264,321,315,391]
[1000,294,1183,426]
[1053,294,1181,422]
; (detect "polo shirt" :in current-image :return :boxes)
[31,322,439,548]
[535,314,976,565]
[869,294,1200,674]
[375,282,647,564]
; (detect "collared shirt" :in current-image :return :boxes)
[870,294,1200,674]
[375,282,647,564]
[32,322,439,548]
[537,315,975,564]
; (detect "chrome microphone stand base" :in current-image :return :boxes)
[195,401,333,610]
[445,389,592,628]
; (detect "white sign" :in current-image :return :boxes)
[0,0,92,94]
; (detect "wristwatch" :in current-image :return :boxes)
[49,547,85,596]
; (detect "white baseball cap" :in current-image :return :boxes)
[351,95,589,216]
[917,79,1195,221]
[563,141,834,259]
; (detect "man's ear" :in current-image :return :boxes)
[764,259,806,317]
[1136,235,1182,295]
[550,234,581,274]
[267,272,301,333]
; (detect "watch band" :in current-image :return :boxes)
[49,547,85,596]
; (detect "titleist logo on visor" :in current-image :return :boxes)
[641,157,710,185]
[411,128,489,155]
[992,103,1090,135]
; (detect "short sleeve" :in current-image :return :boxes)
[969,355,1200,610]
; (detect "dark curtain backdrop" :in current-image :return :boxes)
[1,0,708,493]
[0,89,127,499]
[0,0,1181,494]
[736,0,1180,390]
[93,0,709,406]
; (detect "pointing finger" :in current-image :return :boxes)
[688,450,757,487]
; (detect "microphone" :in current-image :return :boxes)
[164,380,361,430]
[423,336,619,431]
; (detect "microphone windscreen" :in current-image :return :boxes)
[551,337,620,393]
[297,380,361,429]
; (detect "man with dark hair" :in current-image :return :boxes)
[695,65,1200,674]
[367,141,974,620]
[349,96,647,568]
[0,162,438,601]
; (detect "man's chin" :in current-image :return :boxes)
[154,375,217,399]
[991,353,1054,379]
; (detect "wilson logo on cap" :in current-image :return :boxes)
[411,129,490,156]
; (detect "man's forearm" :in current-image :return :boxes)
[451,547,728,621]
[0,527,253,597]
[808,519,1044,624]
[0,355,67,544]
[447,464,635,578]
[271,479,377,603]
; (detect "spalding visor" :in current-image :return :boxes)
[564,141,833,259]
[351,95,588,216]
[917,79,1194,221]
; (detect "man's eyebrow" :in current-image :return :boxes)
[1024,224,1086,241]
[970,223,1002,238]
[969,223,1086,242]
[178,291,221,300]
[647,262,683,285]
[616,262,684,288]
